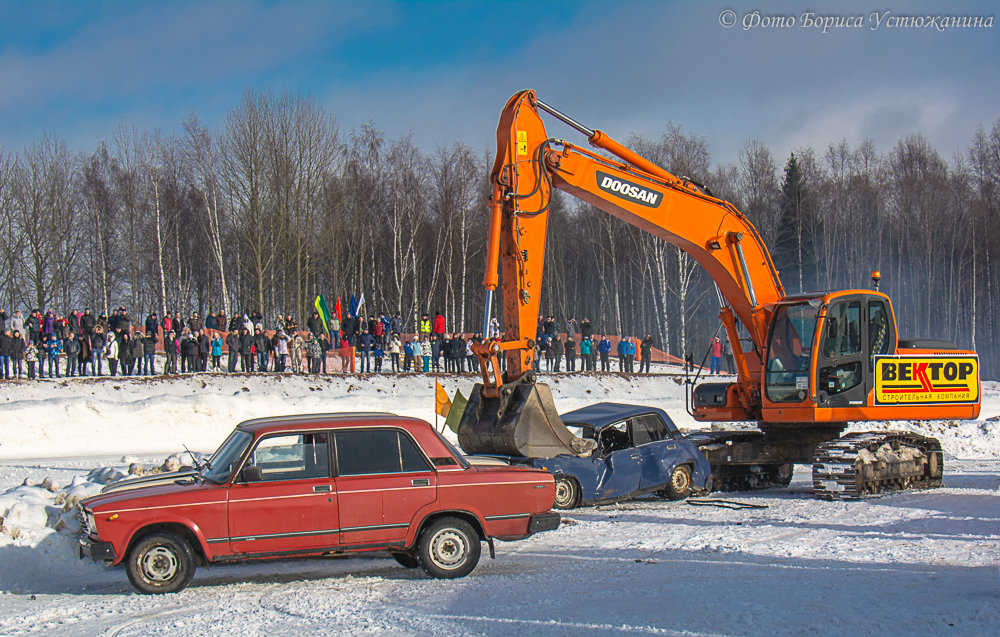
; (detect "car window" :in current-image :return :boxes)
[249,432,329,482]
[631,414,667,445]
[600,422,631,453]
[336,429,431,475]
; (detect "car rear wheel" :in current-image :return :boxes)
[552,475,580,510]
[417,517,481,579]
[125,532,196,594]
[664,465,693,501]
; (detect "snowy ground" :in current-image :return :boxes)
[1,371,998,635]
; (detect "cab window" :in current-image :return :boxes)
[765,302,819,403]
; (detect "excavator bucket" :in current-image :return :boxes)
[457,379,597,458]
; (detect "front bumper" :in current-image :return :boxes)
[78,536,117,562]
[527,512,561,535]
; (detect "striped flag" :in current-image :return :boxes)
[314,295,332,334]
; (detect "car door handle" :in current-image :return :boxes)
[313,485,332,493]
[630,454,639,459]
[411,478,430,486]
[666,444,676,450]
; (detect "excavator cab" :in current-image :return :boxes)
[762,291,897,412]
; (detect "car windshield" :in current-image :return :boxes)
[202,430,253,483]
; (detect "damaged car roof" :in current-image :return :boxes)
[559,403,675,430]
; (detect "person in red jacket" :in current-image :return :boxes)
[709,337,723,374]
[432,312,445,336]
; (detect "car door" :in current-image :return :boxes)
[334,428,437,547]
[227,431,339,555]
[594,421,641,500]
[631,414,676,490]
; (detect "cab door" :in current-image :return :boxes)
[817,298,865,407]
[817,295,894,408]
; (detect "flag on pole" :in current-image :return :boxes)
[314,295,332,334]
[435,380,451,418]
[334,296,342,321]
[444,389,467,433]
[349,293,366,318]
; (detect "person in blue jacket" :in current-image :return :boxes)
[357,328,373,373]
[616,337,627,372]
[46,332,63,378]
[599,335,612,372]
[625,337,637,373]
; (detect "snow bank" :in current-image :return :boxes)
[0,372,996,460]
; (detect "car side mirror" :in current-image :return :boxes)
[239,465,263,482]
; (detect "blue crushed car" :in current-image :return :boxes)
[512,403,712,509]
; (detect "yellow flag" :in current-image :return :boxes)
[435,380,452,418]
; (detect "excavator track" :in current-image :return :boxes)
[811,431,943,500]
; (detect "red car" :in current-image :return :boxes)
[79,413,559,593]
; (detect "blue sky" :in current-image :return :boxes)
[0,0,997,166]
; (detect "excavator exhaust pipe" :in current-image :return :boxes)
[457,375,597,458]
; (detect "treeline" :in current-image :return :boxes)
[0,89,997,379]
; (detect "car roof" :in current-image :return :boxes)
[559,403,672,430]
[236,412,419,435]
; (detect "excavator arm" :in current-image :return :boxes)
[460,90,785,456]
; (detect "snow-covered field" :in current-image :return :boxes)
[1,372,998,635]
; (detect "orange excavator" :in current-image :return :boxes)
[457,89,981,499]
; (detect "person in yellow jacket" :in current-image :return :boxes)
[419,313,432,338]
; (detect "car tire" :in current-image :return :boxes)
[125,532,196,594]
[664,465,693,501]
[417,517,481,579]
[392,552,420,569]
[552,475,580,510]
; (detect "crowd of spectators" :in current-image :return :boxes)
[0,306,670,380]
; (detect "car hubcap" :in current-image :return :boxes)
[430,529,468,569]
[141,547,178,582]
[673,469,690,492]
[554,480,574,507]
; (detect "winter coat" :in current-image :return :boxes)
[710,339,723,358]
[240,332,254,353]
[341,316,356,338]
[640,339,652,358]
[25,344,37,363]
[580,339,591,355]
[253,333,271,353]
[188,316,203,332]
[432,314,445,334]
[626,341,636,356]
[307,315,325,336]
[143,335,157,355]
[205,315,217,330]
[599,338,611,355]
[198,333,210,355]
[306,339,322,359]
[180,336,198,357]
[211,336,223,356]
[0,311,6,332]
[80,313,95,333]
[389,337,401,355]
[63,336,79,357]
[552,339,564,356]
[581,321,593,339]
[119,337,134,364]
[274,334,289,356]
[43,312,55,334]
[77,335,91,361]
[329,317,341,333]
[145,316,159,334]
[357,333,374,353]
[226,333,241,354]
[291,335,305,359]
[131,338,143,360]
[10,315,24,335]
[404,341,413,356]
[104,337,118,360]
[0,332,12,357]
[390,317,403,334]
[163,334,177,355]
[45,337,62,357]
[616,340,627,356]
[449,337,464,359]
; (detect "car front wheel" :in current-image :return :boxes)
[552,475,580,510]
[664,465,693,500]
[125,532,196,594]
[417,517,481,579]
